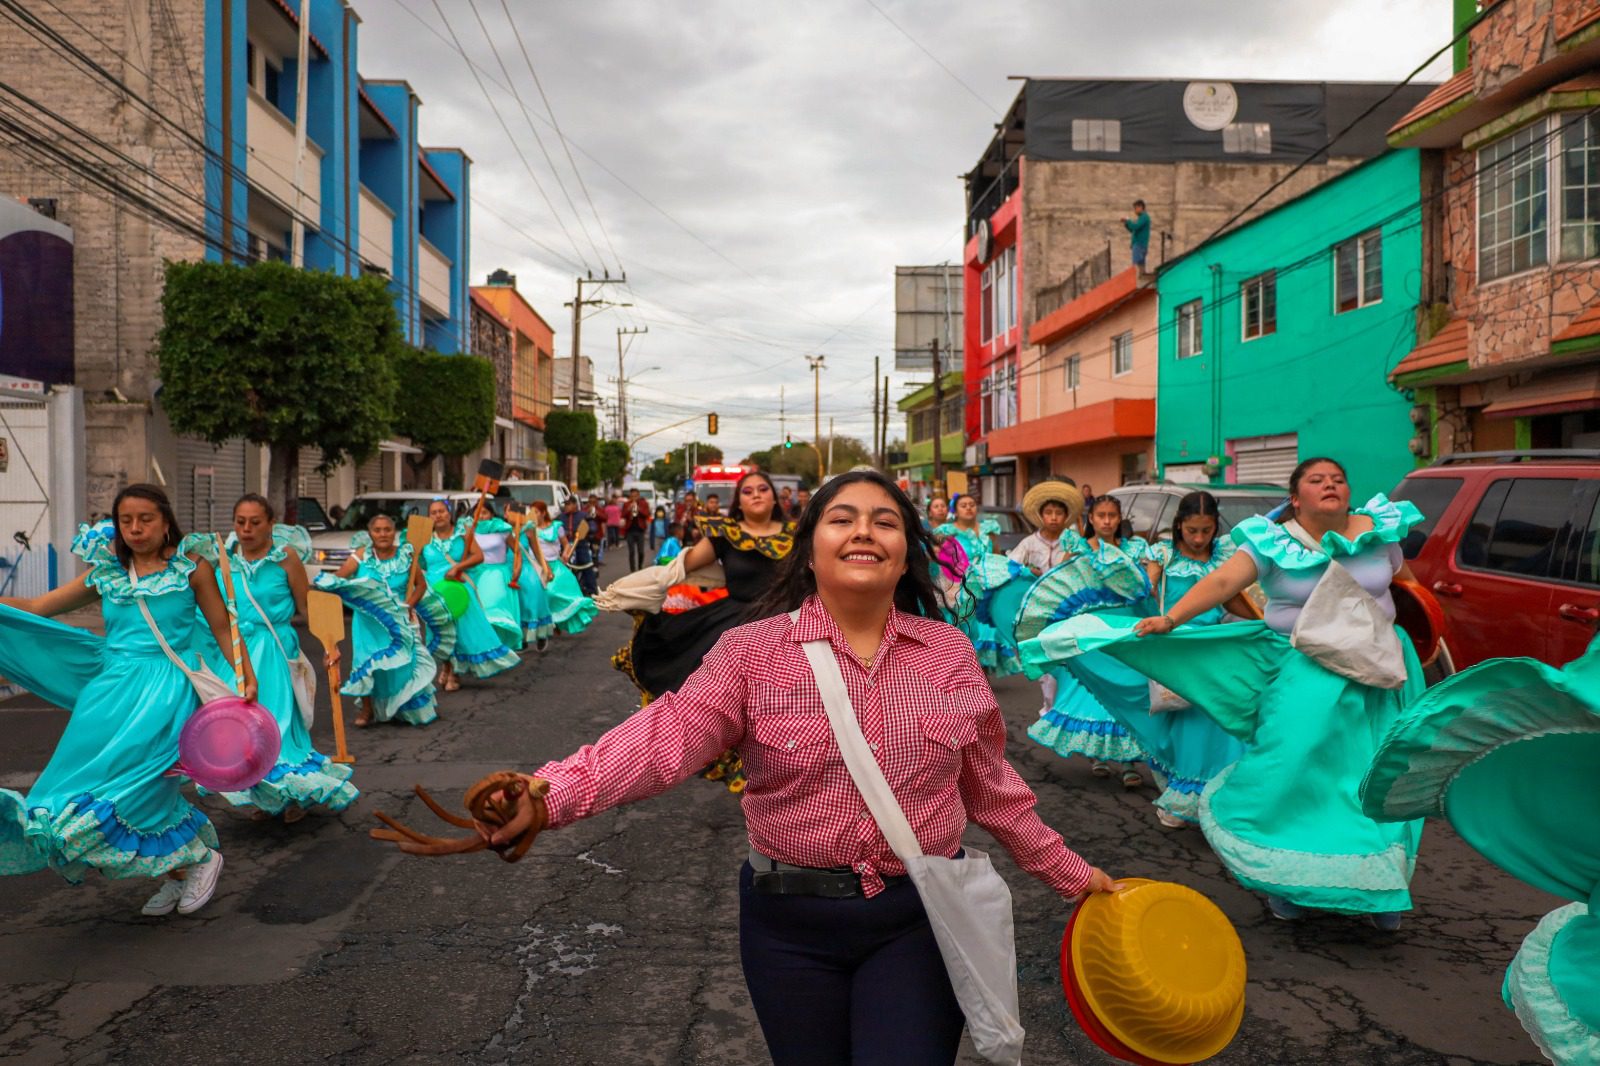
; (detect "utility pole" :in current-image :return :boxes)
[289,0,311,266]
[827,417,835,477]
[805,354,826,484]
[881,375,890,472]
[872,356,880,470]
[930,337,945,492]
[780,385,786,443]
[564,271,625,486]
[615,325,648,442]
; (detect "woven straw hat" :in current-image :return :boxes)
[1022,479,1085,529]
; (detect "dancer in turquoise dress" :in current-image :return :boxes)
[1136,493,1248,828]
[1363,636,1600,1064]
[1023,458,1425,927]
[318,514,443,727]
[1022,494,1151,789]
[528,500,598,635]
[503,506,554,648]
[199,495,357,819]
[457,507,524,653]
[933,494,1017,674]
[0,485,250,916]
[418,498,519,689]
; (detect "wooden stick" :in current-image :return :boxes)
[307,589,354,764]
[212,534,246,690]
[508,511,525,589]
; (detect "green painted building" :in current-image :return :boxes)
[1155,149,1422,498]
[896,371,965,500]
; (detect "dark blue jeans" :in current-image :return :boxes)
[738,862,964,1066]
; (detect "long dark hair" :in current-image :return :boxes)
[111,483,182,568]
[728,470,778,523]
[1279,456,1347,524]
[751,470,943,619]
[1170,491,1221,550]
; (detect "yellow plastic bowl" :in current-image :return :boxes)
[1071,878,1247,1063]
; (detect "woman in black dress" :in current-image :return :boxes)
[615,470,794,790]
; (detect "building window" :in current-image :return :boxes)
[1063,353,1080,391]
[1071,119,1122,152]
[1176,300,1203,358]
[941,396,964,435]
[1334,229,1383,312]
[1478,119,1549,281]
[1111,332,1133,376]
[979,375,993,435]
[1561,112,1600,261]
[979,263,993,343]
[980,246,1017,343]
[1241,271,1276,340]
[246,40,259,91]
[1223,122,1272,154]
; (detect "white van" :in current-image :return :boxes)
[498,480,573,513]
[622,480,660,507]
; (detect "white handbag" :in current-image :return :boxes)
[1147,564,1191,713]
[1283,520,1407,690]
[235,569,318,729]
[799,635,1026,1066]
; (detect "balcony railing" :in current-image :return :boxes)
[966,154,1020,239]
[1034,244,1112,322]
[418,237,452,317]
[246,91,322,219]
[358,185,394,274]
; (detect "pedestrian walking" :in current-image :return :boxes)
[560,497,600,597]
[794,487,811,517]
[923,494,949,533]
[655,522,685,564]
[1123,199,1150,270]
[0,485,251,916]
[318,512,445,727]
[1030,457,1428,929]
[419,499,520,690]
[585,496,609,567]
[703,493,723,518]
[199,495,357,820]
[649,505,668,553]
[1024,493,1150,788]
[623,489,650,572]
[523,500,597,634]
[390,471,1118,1066]
[604,496,624,548]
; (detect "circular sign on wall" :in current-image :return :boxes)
[975,219,992,263]
[1183,82,1238,131]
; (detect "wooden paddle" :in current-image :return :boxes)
[307,589,354,765]
[212,534,246,690]
[403,513,433,600]
[461,459,505,557]
[508,511,525,589]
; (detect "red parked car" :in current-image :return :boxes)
[1390,450,1600,671]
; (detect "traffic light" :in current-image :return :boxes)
[707,412,719,435]
[783,434,792,449]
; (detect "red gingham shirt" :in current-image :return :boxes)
[534,596,1094,897]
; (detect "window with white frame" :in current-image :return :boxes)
[1063,353,1080,391]
[985,360,1018,431]
[979,375,993,435]
[1176,300,1203,358]
[1334,229,1383,312]
[1478,118,1549,280]
[1111,331,1134,376]
[979,265,994,343]
[1561,112,1600,261]
[1071,119,1122,152]
[1241,271,1276,340]
[1223,122,1272,154]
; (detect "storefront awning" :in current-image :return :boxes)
[1390,318,1469,383]
[1484,366,1600,418]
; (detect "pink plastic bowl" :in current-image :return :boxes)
[174,697,281,792]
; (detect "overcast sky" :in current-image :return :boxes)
[355,0,1453,465]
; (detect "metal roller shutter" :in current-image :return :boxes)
[298,447,332,509]
[175,437,247,535]
[356,453,383,496]
[1230,433,1298,487]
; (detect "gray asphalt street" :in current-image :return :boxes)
[0,554,1557,1065]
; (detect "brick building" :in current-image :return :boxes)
[1389,0,1600,456]
[961,78,1435,504]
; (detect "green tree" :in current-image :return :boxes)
[595,439,630,485]
[545,409,598,488]
[390,347,497,488]
[742,435,873,483]
[154,260,399,523]
[640,441,722,487]
[577,448,601,490]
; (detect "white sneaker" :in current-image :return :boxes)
[176,849,224,915]
[141,878,184,916]
[1155,809,1189,829]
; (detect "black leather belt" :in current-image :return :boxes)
[748,848,908,898]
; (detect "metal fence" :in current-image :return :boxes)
[1034,244,1113,321]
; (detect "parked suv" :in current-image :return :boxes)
[307,490,485,574]
[1104,482,1287,543]
[1391,450,1600,670]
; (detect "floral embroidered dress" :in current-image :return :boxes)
[419,532,520,679]
[1022,535,1152,766]
[531,522,598,635]
[0,522,218,881]
[1023,496,1427,915]
[199,525,358,810]
[313,537,442,726]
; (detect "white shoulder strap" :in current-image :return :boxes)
[232,561,293,663]
[798,634,925,861]
[1282,519,1326,555]
[135,594,200,681]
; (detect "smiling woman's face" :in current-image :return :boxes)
[810,482,909,601]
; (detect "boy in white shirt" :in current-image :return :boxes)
[1009,479,1086,714]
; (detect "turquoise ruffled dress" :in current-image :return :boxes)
[1363,637,1600,1065]
[934,518,1020,675]
[1024,536,1152,766]
[1136,540,1248,824]
[509,527,555,644]
[532,523,598,634]
[420,534,520,678]
[458,516,524,652]
[199,526,358,812]
[313,542,440,726]
[0,523,218,882]
[1023,496,1426,915]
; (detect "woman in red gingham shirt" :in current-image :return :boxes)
[515,471,1114,1065]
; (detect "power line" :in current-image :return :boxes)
[860,0,1001,117]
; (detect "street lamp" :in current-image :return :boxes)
[805,354,826,482]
